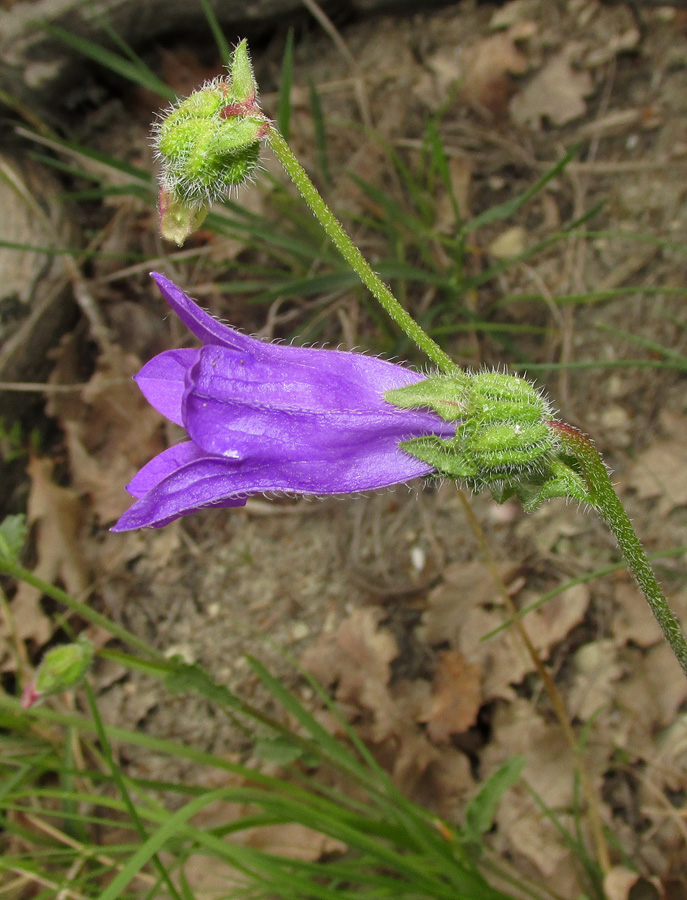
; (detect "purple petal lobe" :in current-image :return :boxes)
[150,273,254,351]
[112,440,434,531]
[135,349,197,426]
[113,457,248,530]
[126,441,207,497]
[113,275,459,531]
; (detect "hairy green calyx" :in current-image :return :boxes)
[386,370,592,511]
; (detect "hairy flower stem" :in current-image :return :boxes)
[265,125,459,375]
[551,421,687,678]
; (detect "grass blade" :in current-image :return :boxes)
[462,144,579,234]
[277,28,295,141]
[41,24,176,99]
[308,74,331,185]
[199,0,232,65]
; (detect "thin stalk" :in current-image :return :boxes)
[0,557,165,664]
[83,682,183,900]
[551,421,687,678]
[265,125,459,374]
[457,489,611,879]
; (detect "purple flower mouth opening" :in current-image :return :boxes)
[112,274,456,531]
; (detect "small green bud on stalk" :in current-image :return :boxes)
[152,39,268,245]
[21,636,93,709]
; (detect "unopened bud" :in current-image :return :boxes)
[21,637,93,709]
[152,40,267,243]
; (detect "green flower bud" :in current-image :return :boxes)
[230,38,258,104]
[22,636,93,709]
[152,39,267,243]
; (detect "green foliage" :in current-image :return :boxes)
[32,637,94,700]
[460,757,525,848]
[0,598,526,900]
[154,51,263,205]
[0,514,27,563]
[0,417,40,463]
[387,370,587,510]
[277,29,295,142]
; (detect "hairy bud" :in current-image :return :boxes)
[152,40,267,244]
[21,637,93,709]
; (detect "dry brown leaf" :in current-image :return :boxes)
[488,225,528,259]
[418,650,482,743]
[627,413,687,515]
[613,579,665,648]
[301,608,399,741]
[421,563,589,698]
[604,867,663,900]
[6,457,89,648]
[642,711,687,796]
[569,640,623,719]
[302,613,475,801]
[241,823,346,860]
[413,746,474,822]
[458,28,530,117]
[182,794,345,896]
[180,855,247,899]
[48,342,166,524]
[482,699,611,882]
[420,560,519,648]
[616,643,687,737]
[519,582,590,654]
[510,43,594,127]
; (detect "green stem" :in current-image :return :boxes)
[265,125,459,374]
[552,421,687,678]
[0,557,165,664]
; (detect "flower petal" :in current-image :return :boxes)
[187,343,425,417]
[135,348,197,426]
[126,441,207,497]
[151,274,431,401]
[151,272,254,351]
[185,386,455,461]
[113,458,247,531]
[112,438,435,531]
[183,344,456,459]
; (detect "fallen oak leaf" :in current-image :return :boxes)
[48,342,167,524]
[458,26,531,117]
[418,650,482,743]
[301,608,399,742]
[510,43,594,127]
[6,457,89,648]
[626,412,687,516]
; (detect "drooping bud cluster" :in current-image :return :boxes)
[386,370,591,510]
[152,40,267,244]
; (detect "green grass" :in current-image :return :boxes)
[0,529,537,900]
